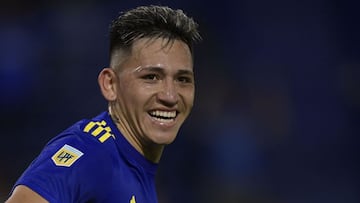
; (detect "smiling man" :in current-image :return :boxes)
[6,5,201,203]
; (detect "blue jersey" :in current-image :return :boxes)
[14,111,158,203]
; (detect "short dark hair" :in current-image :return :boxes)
[109,5,201,56]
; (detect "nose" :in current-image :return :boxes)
[157,80,179,106]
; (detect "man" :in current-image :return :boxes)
[6,5,201,203]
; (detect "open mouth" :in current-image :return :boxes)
[148,110,177,123]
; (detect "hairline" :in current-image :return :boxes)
[110,37,192,72]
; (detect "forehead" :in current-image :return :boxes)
[114,38,193,72]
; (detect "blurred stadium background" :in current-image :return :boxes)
[1,0,359,202]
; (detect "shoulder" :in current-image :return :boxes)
[14,113,118,202]
[47,112,117,160]
[46,116,117,172]
[19,120,116,180]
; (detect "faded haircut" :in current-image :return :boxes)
[109,5,202,62]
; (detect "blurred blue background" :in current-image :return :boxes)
[1,0,359,202]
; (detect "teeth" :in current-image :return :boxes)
[153,117,173,123]
[149,110,176,118]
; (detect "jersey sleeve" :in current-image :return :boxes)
[14,131,113,203]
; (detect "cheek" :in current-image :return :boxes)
[118,82,153,106]
[117,82,138,105]
[182,88,195,108]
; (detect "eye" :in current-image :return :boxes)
[177,76,193,84]
[142,74,158,81]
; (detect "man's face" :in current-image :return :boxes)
[112,38,194,146]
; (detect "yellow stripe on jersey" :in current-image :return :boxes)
[130,195,136,203]
[83,120,115,143]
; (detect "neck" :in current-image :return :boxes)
[108,106,164,163]
[142,144,164,163]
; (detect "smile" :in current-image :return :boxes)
[148,110,177,123]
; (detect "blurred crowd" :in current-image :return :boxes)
[1,0,359,202]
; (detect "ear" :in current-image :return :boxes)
[98,68,118,101]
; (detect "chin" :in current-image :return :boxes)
[151,133,178,145]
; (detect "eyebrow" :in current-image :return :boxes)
[137,66,193,75]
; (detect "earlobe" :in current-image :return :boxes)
[98,68,117,101]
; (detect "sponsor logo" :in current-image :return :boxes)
[51,144,84,167]
[83,120,115,143]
